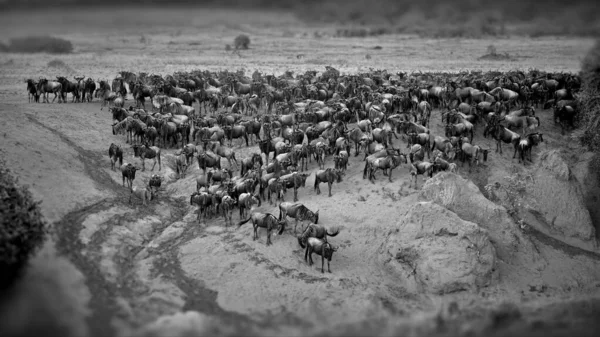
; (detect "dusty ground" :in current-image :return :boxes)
[1,6,600,337]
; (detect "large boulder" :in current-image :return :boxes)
[418,172,541,267]
[381,202,496,294]
[527,150,596,246]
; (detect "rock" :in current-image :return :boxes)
[381,202,496,294]
[418,172,540,265]
[528,150,596,244]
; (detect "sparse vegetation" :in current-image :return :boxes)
[0,158,48,290]
[1,36,73,54]
[234,34,250,50]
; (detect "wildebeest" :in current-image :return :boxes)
[190,191,214,220]
[26,79,40,103]
[240,153,263,177]
[37,78,62,103]
[296,224,339,247]
[132,144,161,171]
[278,202,320,234]
[517,133,544,164]
[303,237,338,273]
[314,168,344,197]
[279,172,308,202]
[409,161,435,189]
[120,163,139,190]
[197,151,222,173]
[84,78,96,102]
[333,150,349,172]
[483,123,521,157]
[238,192,261,219]
[174,152,188,179]
[367,153,407,183]
[108,143,123,171]
[56,76,80,103]
[237,212,285,246]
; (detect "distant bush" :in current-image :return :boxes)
[0,42,8,52]
[233,34,250,50]
[0,158,48,290]
[3,36,73,54]
[47,59,67,68]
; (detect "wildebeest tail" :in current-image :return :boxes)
[326,226,340,237]
[236,216,252,228]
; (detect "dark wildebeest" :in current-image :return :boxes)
[303,237,338,273]
[108,143,123,171]
[517,133,544,164]
[37,78,62,103]
[120,163,139,190]
[314,168,344,197]
[26,79,40,103]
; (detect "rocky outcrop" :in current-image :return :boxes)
[418,172,541,266]
[381,202,496,294]
[527,150,596,245]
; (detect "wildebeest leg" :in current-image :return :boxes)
[389,168,394,183]
[328,181,332,197]
[267,227,272,246]
[294,186,298,202]
[304,244,310,263]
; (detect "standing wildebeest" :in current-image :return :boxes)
[26,79,40,103]
[238,192,261,219]
[37,78,62,103]
[56,76,80,103]
[280,172,308,202]
[279,202,319,234]
[132,144,161,171]
[108,143,123,171]
[128,186,153,206]
[223,124,249,147]
[409,161,435,189]
[240,153,263,177]
[303,237,338,273]
[237,212,285,246]
[240,119,262,145]
[367,153,407,183]
[190,191,214,221]
[120,163,139,190]
[483,123,521,157]
[517,133,544,164]
[314,168,344,197]
[197,151,222,173]
[333,150,349,172]
[84,78,96,102]
[175,152,188,179]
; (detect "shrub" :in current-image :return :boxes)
[233,34,250,50]
[5,36,73,54]
[0,158,48,290]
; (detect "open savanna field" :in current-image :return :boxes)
[1,6,600,337]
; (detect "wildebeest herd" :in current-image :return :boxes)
[26,67,581,273]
